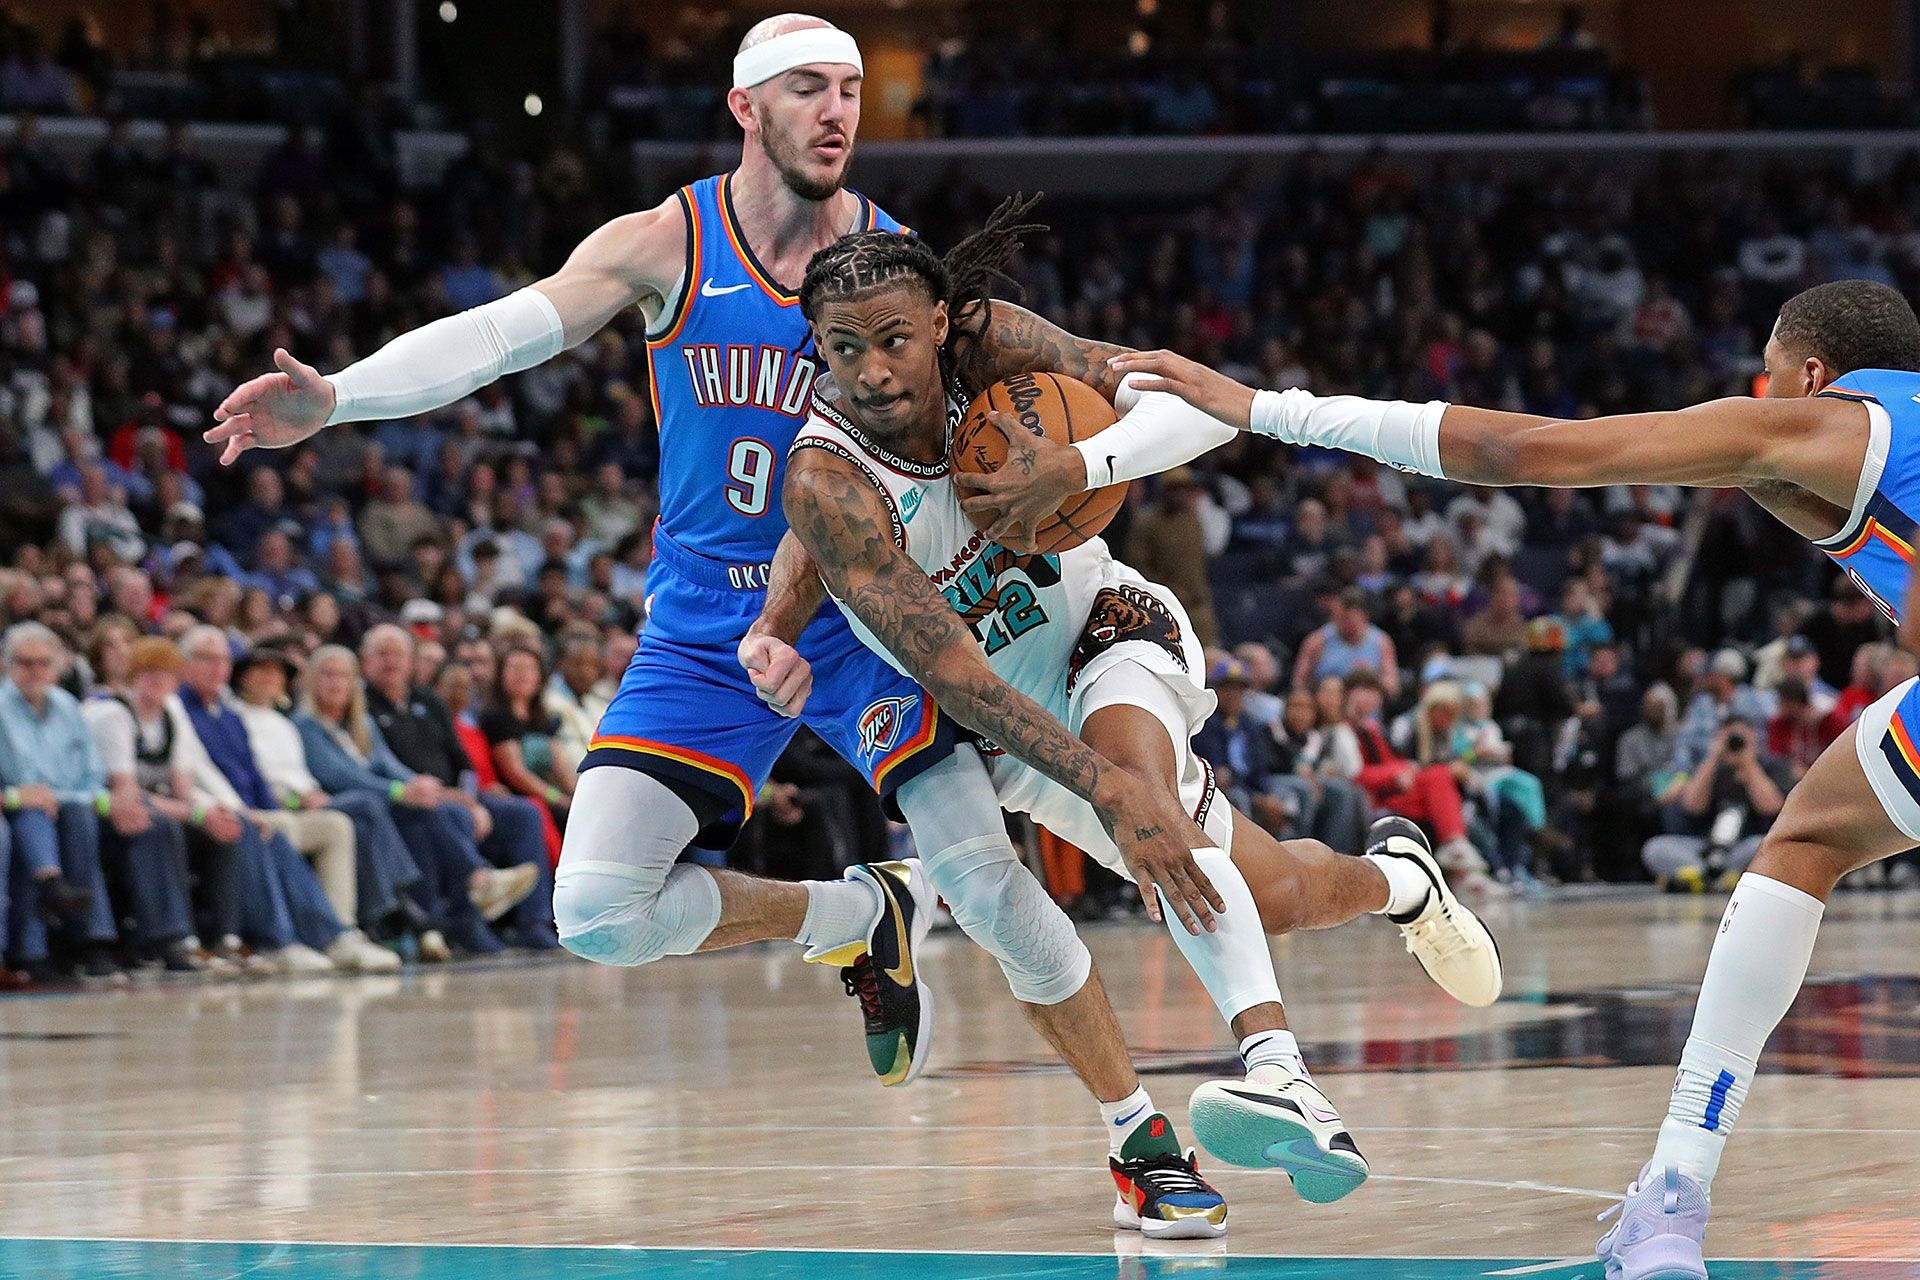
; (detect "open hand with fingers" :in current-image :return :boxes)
[953,409,1087,553]
[1105,350,1258,430]
[205,348,337,466]
[1099,773,1225,934]
[739,633,814,718]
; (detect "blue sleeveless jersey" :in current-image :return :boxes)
[1812,368,1920,623]
[644,173,903,566]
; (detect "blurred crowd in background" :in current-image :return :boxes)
[2,4,1916,983]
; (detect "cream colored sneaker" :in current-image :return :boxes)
[469,864,540,922]
[326,929,402,972]
[1368,817,1503,1008]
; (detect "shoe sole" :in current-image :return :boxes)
[1186,1083,1369,1203]
[478,865,540,923]
[857,860,936,1088]
[1372,817,1504,1007]
[1112,1199,1227,1240]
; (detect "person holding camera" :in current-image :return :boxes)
[1642,717,1792,891]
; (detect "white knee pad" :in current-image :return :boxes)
[553,767,719,967]
[925,835,1091,1006]
[554,860,720,967]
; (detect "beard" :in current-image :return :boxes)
[755,104,851,202]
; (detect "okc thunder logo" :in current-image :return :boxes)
[859,695,918,759]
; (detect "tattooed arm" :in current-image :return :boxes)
[948,301,1242,547]
[781,449,1226,932]
[738,533,827,717]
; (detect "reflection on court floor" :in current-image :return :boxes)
[2,1241,1915,1280]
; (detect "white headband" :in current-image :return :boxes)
[732,26,863,90]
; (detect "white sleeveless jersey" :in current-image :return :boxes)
[793,371,1118,731]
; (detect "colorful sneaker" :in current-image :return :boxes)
[820,860,935,1087]
[1188,1069,1369,1204]
[1369,816,1504,1008]
[1110,1113,1228,1240]
[1595,1163,1709,1280]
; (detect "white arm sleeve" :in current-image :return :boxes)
[324,287,565,425]
[1250,387,1450,479]
[1070,372,1242,488]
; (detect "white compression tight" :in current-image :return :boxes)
[895,746,1092,1006]
[552,768,723,966]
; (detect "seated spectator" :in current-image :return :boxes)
[82,636,250,972]
[1343,673,1487,882]
[1767,677,1837,781]
[295,646,540,958]
[1826,641,1900,734]
[0,622,124,979]
[1461,573,1529,659]
[482,643,576,828]
[1294,588,1401,700]
[545,630,608,769]
[1765,634,1838,715]
[1555,578,1615,677]
[1644,719,1791,891]
[1230,641,1285,729]
[230,643,422,939]
[1493,617,1577,780]
[361,625,557,940]
[1670,648,1778,773]
[1270,687,1368,852]
[171,625,398,972]
[1194,658,1291,837]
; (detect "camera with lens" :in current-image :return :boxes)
[1725,729,1749,754]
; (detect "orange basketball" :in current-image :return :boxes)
[950,372,1130,554]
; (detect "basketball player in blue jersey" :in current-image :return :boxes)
[1086,279,1920,1277]
[205,12,1244,1238]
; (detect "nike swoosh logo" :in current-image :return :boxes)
[1114,1104,1147,1128]
[1302,1103,1341,1124]
[881,869,914,987]
[1105,455,1118,485]
[701,278,752,297]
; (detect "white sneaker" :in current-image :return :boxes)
[326,929,402,972]
[469,864,540,922]
[268,943,335,974]
[418,929,452,964]
[1368,816,1504,1007]
[1187,1068,1369,1203]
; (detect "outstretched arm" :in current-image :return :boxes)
[783,452,1227,932]
[207,199,685,465]
[948,302,1241,547]
[1105,348,1868,508]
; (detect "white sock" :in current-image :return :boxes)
[795,876,884,958]
[1158,846,1286,1024]
[1651,873,1824,1187]
[1240,1028,1307,1082]
[1098,1084,1155,1154]
[1362,851,1432,920]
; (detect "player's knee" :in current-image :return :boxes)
[1749,831,1853,897]
[553,861,719,967]
[924,837,1090,1006]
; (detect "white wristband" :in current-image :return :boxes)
[325,287,565,426]
[1250,388,1450,479]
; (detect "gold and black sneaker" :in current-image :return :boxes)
[834,860,936,1087]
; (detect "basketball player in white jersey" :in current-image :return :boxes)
[744,203,1503,1213]
[203,14,1266,1238]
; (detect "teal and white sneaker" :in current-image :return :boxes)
[1187,1069,1369,1203]
[1595,1162,1710,1280]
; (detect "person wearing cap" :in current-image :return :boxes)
[228,642,422,943]
[0,621,126,980]
[1772,634,1838,714]
[1193,658,1290,838]
[1669,647,1778,775]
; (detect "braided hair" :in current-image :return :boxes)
[799,193,1046,375]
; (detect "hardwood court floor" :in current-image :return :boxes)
[1,890,1918,1279]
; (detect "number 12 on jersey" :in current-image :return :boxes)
[725,438,776,516]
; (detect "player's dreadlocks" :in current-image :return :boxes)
[799,193,1046,373]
